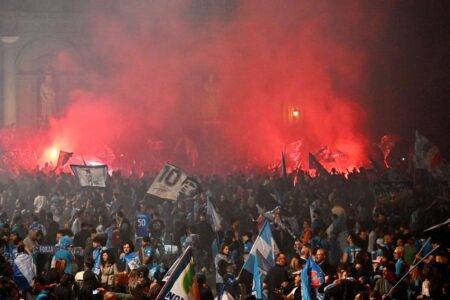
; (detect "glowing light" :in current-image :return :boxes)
[86,160,103,166]
[43,146,59,164]
[292,109,300,118]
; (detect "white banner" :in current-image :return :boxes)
[147,164,199,201]
[70,165,108,187]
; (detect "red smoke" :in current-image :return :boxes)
[0,1,391,174]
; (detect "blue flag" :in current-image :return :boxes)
[301,257,325,300]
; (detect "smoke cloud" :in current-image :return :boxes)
[3,1,392,173]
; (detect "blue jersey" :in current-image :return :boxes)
[135,212,151,238]
[395,258,406,278]
[346,245,362,264]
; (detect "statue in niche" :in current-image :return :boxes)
[39,67,56,122]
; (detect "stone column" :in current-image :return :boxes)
[1,36,19,126]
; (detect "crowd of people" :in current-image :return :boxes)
[0,162,448,299]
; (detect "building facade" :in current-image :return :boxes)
[0,0,89,126]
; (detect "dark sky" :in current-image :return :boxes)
[365,1,450,155]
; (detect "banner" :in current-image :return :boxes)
[70,165,108,187]
[35,245,84,256]
[147,164,200,201]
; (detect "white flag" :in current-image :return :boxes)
[70,165,108,187]
[147,164,199,201]
[206,198,223,232]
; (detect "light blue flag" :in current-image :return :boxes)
[242,220,278,274]
[240,220,278,299]
[252,254,264,299]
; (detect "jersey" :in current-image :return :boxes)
[346,245,362,264]
[135,212,151,238]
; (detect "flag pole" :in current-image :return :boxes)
[156,246,192,300]
[388,245,439,297]
[411,237,431,265]
[52,150,61,172]
[237,221,266,280]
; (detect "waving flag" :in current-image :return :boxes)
[240,220,278,298]
[55,150,73,169]
[263,206,296,240]
[71,165,108,187]
[309,153,329,176]
[13,253,36,292]
[414,131,446,178]
[156,246,199,300]
[252,253,265,299]
[315,146,348,163]
[301,257,325,300]
[315,146,333,162]
[286,140,303,163]
[206,197,223,232]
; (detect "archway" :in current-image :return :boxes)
[15,36,81,125]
